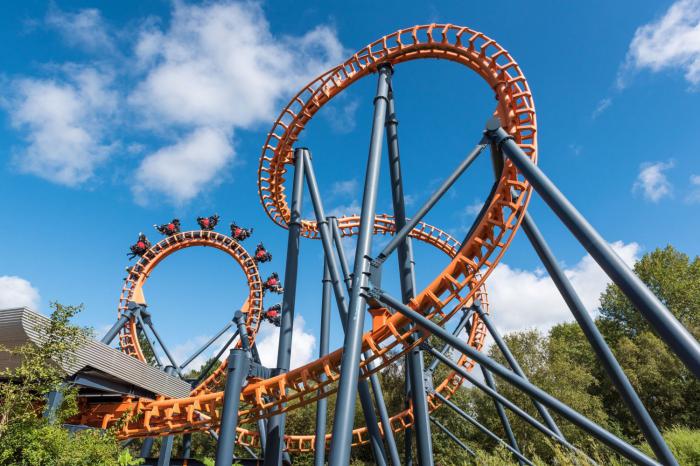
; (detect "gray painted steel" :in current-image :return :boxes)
[215,349,250,466]
[374,290,662,466]
[485,120,700,379]
[429,416,474,456]
[433,391,533,466]
[265,148,305,465]
[375,140,487,265]
[329,64,392,466]
[314,260,332,466]
[521,213,677,466]
[0,307,190,399]
[426,347,580,455]
[474,304,563,438]
[481,366,523,465]
[303,150,390,466]
[385,89,433,466]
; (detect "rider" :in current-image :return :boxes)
[264,304,282,327]
[262,272,284,294]
[197,214,219,231]
[230,221,253,241]
[128,233,151,260]
[254,243,273,263]
[154,219,181,236]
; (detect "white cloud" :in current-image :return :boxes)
[322,98,359,134]
[0,276,40,310]
[7,67,117,186]
[619,0,700,87]
[330,179,358,198]
[633,160,674,202]
[686,173,700,203]
[255,316,316,369]
[327,199,360,218]
[5,2,346,206]
[129,1,345,129]
[486,241,640,335]
[133,127,234,205]
[592,97,612,119]
[45,6,114,53]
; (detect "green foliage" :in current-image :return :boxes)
[599,245,700,341]
[0,302,142,465]
[640,427,700,466]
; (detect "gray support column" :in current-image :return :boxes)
[375,141,487,265]
[427,346,580,455]
[43,388,64,423]
[314,260,332,466]
[215,349,251,466]
[433,391,533,466]
[193,329,239,387]
[135,312,164,368]
[264,148,305,465]
[429,416,475,456]
[521,213,678,466]
[140,437,155,458]
[303,151,392,466]
[182,434,192,460]
[329,217,353,291]
[373,290,661,466]
[100,312,131,345]
[157,366,177,466]
[143,313,183,377]
[485,119,700,378]
[427,307,473,373]
[385,89,433,466]
[180,319,234,371]
[474,304,563,438]
[481,366,523,465]
[328,63,392,466]
[404,361,413,466]
[157,434,174,466]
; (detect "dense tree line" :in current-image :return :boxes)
[0,246,698,464]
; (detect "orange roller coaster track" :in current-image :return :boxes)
[76,23,537,454]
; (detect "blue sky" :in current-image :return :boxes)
[1,0,699,370]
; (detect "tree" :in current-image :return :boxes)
[598,245,700,341]
[0,302,142,466]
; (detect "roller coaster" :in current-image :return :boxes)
[17,23,700,466]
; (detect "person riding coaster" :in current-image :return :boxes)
[254,242,272,263]
[230,221,253,241]
[262,272,284,294]
[197,214,219,231]
[154,219,181,236]
[263,304,282,327]
[127,233,151,260]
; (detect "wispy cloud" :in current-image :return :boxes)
[633,160,675,202]
[330,178,358,199]
[45,5,115,54]
[591,97,612,119]
[686,174,700,203]
[618,0,700,88]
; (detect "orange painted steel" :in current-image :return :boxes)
[76,23,537,454]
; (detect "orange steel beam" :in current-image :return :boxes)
[76,23,537,454]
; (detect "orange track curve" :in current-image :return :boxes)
[76,23,537,454]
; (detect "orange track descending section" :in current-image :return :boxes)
[76,23,537,454]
